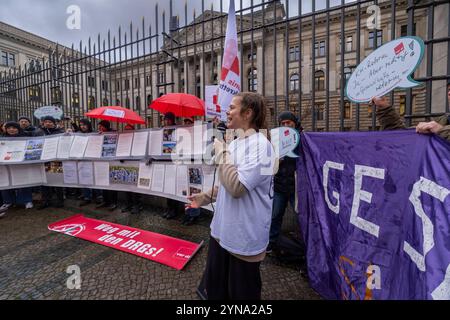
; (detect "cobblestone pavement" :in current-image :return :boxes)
[0,199,320,300]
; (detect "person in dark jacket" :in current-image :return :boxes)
[35,116,64,136]
[76,119,101,207]
[267,111,301,253]
[18,116,37,136]
[96,120,119,211]
[0,122,34,217]
[37,116,65,210]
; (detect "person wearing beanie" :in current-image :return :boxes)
[18,116,37,136]
[35,116,63,136]
[164,112,176,126]
[79,119,93,133]
[3,122,25,137]
[267,111,302,254]
[96,119,118,211]
[76,118,98,207]
[36,116,64,210]
[0,122,33,216]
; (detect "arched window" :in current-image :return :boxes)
[72,93,80,108]
[344,100,351,119]
[290,74,300,92]
[248,68,257,92]
[196,76,201,98]
[136,96,141,109]
[314,70,325,91]
[88,96,96,109]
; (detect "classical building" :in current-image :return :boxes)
[1,0,448,131]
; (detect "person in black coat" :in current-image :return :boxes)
[267,111,301,253]
[95,120,119,211]
[37,116,65,210]
[18,116,38,136]
[0,122,34,217]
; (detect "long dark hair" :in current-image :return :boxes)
[235,92,268,131]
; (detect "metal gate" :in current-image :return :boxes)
[0,0,449,131]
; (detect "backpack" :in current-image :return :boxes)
[275,234,306,265]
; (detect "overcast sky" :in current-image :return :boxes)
[0,0,354,48]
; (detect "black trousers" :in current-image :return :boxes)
[41,187,64,204]
[199,236,262,300]
[103,190,118,205]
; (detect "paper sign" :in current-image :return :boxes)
[131,132,149,157]
[346,36,425,103]
[270,127,300,158]
[34,106,64,120]
[69,136,89,158]
[103,109,125,118]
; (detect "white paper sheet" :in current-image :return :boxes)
[41,137,60,161]
[69,136,89,158]
[0,166,9,187]
[84,135,104,158]
[151,163,165,192]
[57,136,74,159]
[176,165,189,197]
[137,162,152,189]
[193,124,206,155]
[10,164,46,186]
[78,162,94,185]
[0,140,27,162]
[163,164,177,195]
[148,130,163,156]
[131,132,148,157]
[116,133,134,157]
[101,134,118,157]
[63,161,78,184]
[202,165,217,193]
[176,127,193,156]
[94,162,110,186]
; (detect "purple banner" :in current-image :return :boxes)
[297,129,450,300]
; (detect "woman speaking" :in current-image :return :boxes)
[186,92,275,300]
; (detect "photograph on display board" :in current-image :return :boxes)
[188,167,203,196]
[163,129,176,142]
[102,134,118,157]
[45,162,63,174]
[162,142,176,154]
[189,168,203,185]
[189,186,202,196]
[139,177,151,188]
[109,166,138,185]
[24,139,44,161]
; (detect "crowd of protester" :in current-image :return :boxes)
[0,112,210,225]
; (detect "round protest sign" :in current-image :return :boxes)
[34,106,64,120]
[345,36,425,103]
[270,127,300,158]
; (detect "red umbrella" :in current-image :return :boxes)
[149,93,205,117]
[85,106,145,125]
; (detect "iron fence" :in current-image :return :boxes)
[0,0,449,131]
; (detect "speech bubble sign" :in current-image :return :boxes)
[345,36,425,103]
[34,106,64,120]
[270,127,300,158]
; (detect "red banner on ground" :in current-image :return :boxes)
[48,214,203,270]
